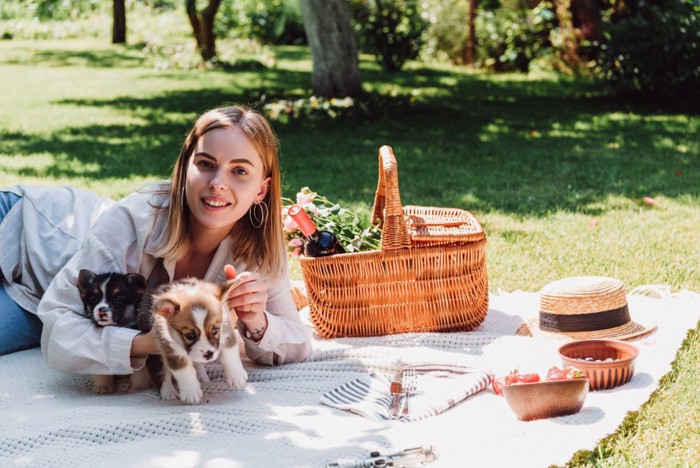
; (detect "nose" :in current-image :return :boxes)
[209,172,225,191]
[203,350,214,360]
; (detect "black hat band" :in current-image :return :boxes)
[539,304,631,333]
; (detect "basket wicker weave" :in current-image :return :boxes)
[298,145,489,338]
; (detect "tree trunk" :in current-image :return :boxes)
[571,0,603,42]
[300,0,362,97]
[554,0,582,72]
[463,0,479,65]
[186,0,222,61]
[112,0,126,44]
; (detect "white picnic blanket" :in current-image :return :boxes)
[1,288,698,468]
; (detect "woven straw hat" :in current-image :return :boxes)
[517,276,656,341]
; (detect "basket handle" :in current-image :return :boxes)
[371,145,412,250]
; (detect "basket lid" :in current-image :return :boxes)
[404,205,485,244]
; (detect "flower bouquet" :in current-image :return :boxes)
[282,187,382,256]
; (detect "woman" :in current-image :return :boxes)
[2,105,312,374]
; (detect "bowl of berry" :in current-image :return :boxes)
[493,367,589,421]
[558,339,639,390]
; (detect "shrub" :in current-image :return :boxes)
[475,1,557,72]
[419,0,470,65]
[350,0,427,72]
[217,0,306,45]
[596,0,700,105]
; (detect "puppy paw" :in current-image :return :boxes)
[159,379,179,401]
[195,363,210,383]
[91,375,116,394]
[177,381,203,404]
[221,350,248,389]
[128,368,153,393]
[225,368,248,390]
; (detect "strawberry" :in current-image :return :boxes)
[224,264,237,279]
[492,376,506,396]
[546,366,568,381]
[515,372,541,384]
[504,369,541,385]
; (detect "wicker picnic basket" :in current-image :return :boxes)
[298,145,489,338]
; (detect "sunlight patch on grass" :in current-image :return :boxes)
[0,152,100,177]
[483,197,700,292]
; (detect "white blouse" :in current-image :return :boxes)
[1,184,312,375]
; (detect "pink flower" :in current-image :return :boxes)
[287,238,303,257]
[296,188,317,206]
[283,213,298,232]
[588,220,598,229]
[643,196,655,207]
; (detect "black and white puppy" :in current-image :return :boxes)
[77,269,149,394]
[77,269,147,328]
[138,278,248,404]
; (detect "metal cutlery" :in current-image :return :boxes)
[389,371,403,419]
[401,368,417,417]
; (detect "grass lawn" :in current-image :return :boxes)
[0,36,698,466]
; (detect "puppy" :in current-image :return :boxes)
[77,269,147,327]
[138,278,248,404]
[77,269,149,394]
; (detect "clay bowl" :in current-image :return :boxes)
[502,379,589,421]
[559,339,639,390]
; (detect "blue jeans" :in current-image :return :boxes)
[0,191,43,355]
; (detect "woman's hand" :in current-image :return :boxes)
[224,264,268,341]
[130,328,160,356]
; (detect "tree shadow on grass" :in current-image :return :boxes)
[0,45,146,69]
[2,70,697,216]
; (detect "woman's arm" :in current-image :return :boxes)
[130,328,160,356]
[37,191,161,375]
[235,276,312,365]
[38,252,148,375]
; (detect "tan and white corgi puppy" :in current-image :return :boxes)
[138,278,248,404]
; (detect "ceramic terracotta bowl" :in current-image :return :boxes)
[502,379,589,421]
[559,339,639,390]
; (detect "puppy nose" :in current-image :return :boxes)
[99,306,109,313]
[203,350,214,360]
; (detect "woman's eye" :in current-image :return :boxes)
[197,160,214,169]
[232,167,248,176]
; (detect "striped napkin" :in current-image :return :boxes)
[320,364,492,422]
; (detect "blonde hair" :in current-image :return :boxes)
[154,105,286,283]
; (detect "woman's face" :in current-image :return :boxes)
[185,126,270,240]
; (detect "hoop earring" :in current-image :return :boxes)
[249,200,268,229]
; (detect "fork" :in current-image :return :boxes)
[401,368,418,417]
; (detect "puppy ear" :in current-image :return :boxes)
[153,298,180,318]
[218,278,240,300]
[125,273,147,295]
[77,269,96,291]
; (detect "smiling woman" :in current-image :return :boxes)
[0,105,312,387]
